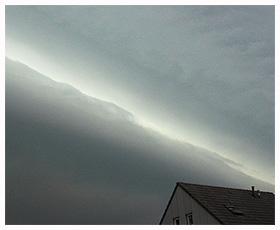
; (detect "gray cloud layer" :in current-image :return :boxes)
[6,58,274,224]
[5,6,275,184]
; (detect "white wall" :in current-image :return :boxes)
[161,185,221,225]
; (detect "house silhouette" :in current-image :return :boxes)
[160,182,275,225]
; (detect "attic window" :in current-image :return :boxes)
[225,205,244,215]
[186,213,193,225]
[173,217,180,225]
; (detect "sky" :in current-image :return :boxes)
[5,5,275,225]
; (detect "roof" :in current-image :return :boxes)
[175,182,275,225]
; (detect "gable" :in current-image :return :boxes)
[160,185,221,225]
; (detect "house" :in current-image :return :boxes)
[159,182,275,225]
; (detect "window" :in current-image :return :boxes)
[173,217,180,225]
[225,205,244,215]
[186,213,193,225]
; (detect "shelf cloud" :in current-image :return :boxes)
[6,58,274,224]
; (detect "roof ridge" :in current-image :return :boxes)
[177,182,274,194]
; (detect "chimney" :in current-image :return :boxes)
[251,186,255,196]
[257,190,261,198]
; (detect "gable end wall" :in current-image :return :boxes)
[160,186,221,225]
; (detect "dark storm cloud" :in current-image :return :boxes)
[5,6,275,184]
[5,59,274,224]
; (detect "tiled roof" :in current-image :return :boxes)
[178,182,275,225]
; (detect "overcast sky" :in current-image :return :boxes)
[5,6,274,224]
